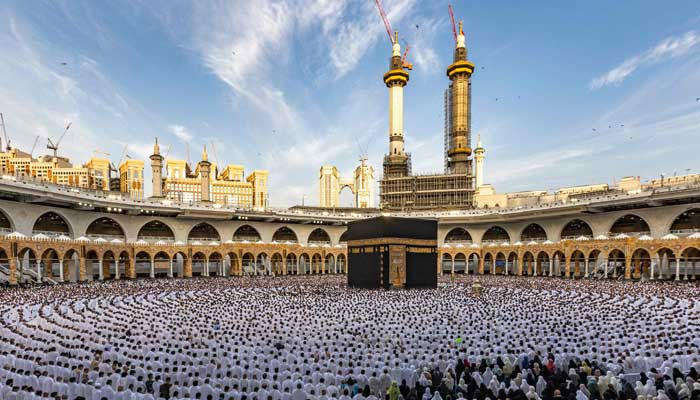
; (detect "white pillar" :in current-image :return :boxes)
[297,258,300,275]
[534,260,538,277]
[505,259,509,275]
[584,260,589,278]
[675,258,680,281]
[36,261,42,284]
[549,259,553,277]
[650,258,656,280]
[169,260,174,278]
[115,261,120,280]
[451,258,455,274]
[604,259,609,279]
[150,260,155,279]
[98,259,104,281]
[59,260,64,282]
[683,259,689,280]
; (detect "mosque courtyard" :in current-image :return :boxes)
[1,275,699,400]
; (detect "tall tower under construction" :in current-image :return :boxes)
[446,22,474,175]
[382,32,411,179]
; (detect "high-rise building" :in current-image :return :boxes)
[119,159,144,199]
[379,23,475,210]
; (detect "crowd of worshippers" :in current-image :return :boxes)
[0,275,698,400]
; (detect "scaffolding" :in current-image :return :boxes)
[379,172,474,211]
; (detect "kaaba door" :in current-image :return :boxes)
[389,245,406,288]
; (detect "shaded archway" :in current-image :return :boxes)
[521,251,535,276]
[299,253,311,274]
[272,227,298,243]
[536,251,550,276]
[271,253,284,275]
[137,220,175,243]
[441,253,453,274]
[482,226,510,243]
[339,230,349,244]
[41,248,60,281]
[656,248,677,280]
[337,253,346,274]
[233,225,261,242]
[208,252,223,277]
[483,253,493,275]
[32,211,71,237]
[454,253,467,274]
[609,214,650,236]
[153,251,171,278]
[286,253,298,275]
[445,228,472,244]
[189,223,221,243]
[242,252,255,275]
[587,249,603,278]
[16,247,38,284]
[494,252,506,274]
[680,247,700,280]
[520,223,547,242]
[308,228,331,245]
[325,253,335,274]
[192,252,207,277]
[506,252,518,275]
[102,250,116,280]
[607,249,626,279]
[670,209,700,235]
[86,217,125,240]
[569,250,586,278]
[311,253,323,274]
[561,219,593,239]
[256,252,269,275]
[630,248,651,280]
[134,251,152,278]
[0,208,13,233]
[86,250,100,281]
[552,250,566,277]
[62,249,80,283]
[226,252,239,276]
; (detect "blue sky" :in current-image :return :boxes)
[1,1,699,207]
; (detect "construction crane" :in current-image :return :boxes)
[448,4,457,43]
[29,135,40,158]
[0,113,11,151]
[92,148,110,158]
[110,144,128,177]
[402,39,413,70]
[374,0,394,44]
[46,122,72,158]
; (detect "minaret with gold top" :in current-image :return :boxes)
[446,22,475,175]
[383,31,412,178]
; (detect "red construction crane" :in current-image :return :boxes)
[374,0,394,44]
[448,4,457,43]
[402,40,412,70]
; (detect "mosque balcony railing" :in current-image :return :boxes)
[480,240,511,246]
[670,228,700,236]
[86,233,127,241]
[31,230,70,238]
[443,240,473,245]
[0,227,12,234]
[136,236,176,244]
[560,234,594,241]
[188,238,221,245]
[606,231,651,238]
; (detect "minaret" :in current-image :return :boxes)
[474,134,485,188]
[446,21,475,176]
[149,138,164,198]
[199,145,211,202]
[382,31,410,178]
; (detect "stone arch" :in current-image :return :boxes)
[241,252,255,275]
[85,217,126,240]
[192,251,207,277]
[233,225,261,242]
[337,253,346,274]
[189,223,221,242]
[569,250,586,278]
[0,207,15,233]
[270,253,284,275]
[137,220,176,242]
[560,219,593,239]
[669,208,700,235]
[520,223,547,242]
[85,249,100,280]
[32,211,73,237]
[441,252,453,274]
[552,250,567,277]
[483,252,494,275]
[117,250,131,279]
[61,248,81,282]
[630,248,651,279]
[40,248,60,280]
[308,228,331,245]
[208,252,223,276]
[680,246,700,280]
[272,226,299,243]
[608,214,651,236]
[465,252,480,274]
[453,252,467,274]
[607,248,626,278]
[494,252,506,274]
[339,230,349,244]
[536,251,550,276]
[134,251,152,278]
[226,252,239,276]
[286,253,298,275]
[256,252,269,275]
[444,227,473,243]
[481,226,510,243]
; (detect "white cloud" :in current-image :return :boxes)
[168,124,192,143]
[590,30,700,89]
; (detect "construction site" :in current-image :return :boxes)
[375,2,478,211]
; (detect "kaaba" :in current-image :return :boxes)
[345,216,437,289]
